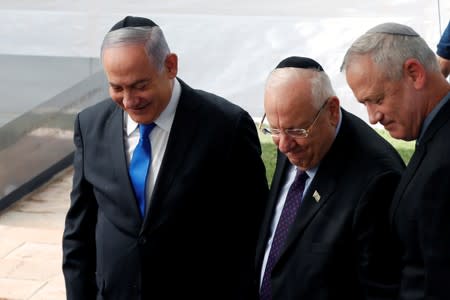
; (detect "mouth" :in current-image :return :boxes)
[129,103,150,113]
[287,149,306,162]
[381,121,394,131]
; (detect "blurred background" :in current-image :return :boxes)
[2,0,450,123]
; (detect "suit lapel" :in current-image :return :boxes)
[107,105,143,220]
[278,165,337,263]
[389,145,424,221]
[142,80,201,233]
[256,152,338,270]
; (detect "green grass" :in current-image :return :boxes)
[259,133,277,184]
[258,129,415,185]
[375,129,415,164]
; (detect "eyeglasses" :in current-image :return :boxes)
[259,99,329,139]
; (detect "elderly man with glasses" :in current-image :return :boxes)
[255,56,405,300]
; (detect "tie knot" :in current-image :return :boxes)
[139,123,156,140]
[295,169,308,183]
[289,169,308,193]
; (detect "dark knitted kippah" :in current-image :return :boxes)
[109,16,158,32]
[275,56,324,71]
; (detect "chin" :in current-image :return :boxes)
[128,114,142,122]
[288,157,307,169]
[130,115,149,125]
[129,109,154,122]
[287,156,300,165]
[387,128,409,141]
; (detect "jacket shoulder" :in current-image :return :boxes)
[339,110,405,172]
[179,79,248,121]
[77,98,118,124]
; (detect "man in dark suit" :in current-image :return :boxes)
[62,16,269,300]
[342,22,450,300]
[256,56,405,300]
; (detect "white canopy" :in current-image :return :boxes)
[2,0,449,120]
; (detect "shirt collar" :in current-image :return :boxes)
[416,91,450,145]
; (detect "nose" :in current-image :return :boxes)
[366,103,382,125]
[276,132,295,154]
[122,89,138,108]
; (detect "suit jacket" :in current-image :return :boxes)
[62,79,269,300]
[255,110,405,300]
[391,97,450,300]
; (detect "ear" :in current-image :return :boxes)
[327,96,340,126]
[403,58,426,89]
[165,53,178,79]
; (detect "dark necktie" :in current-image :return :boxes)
[129,123,156,217]
[260,169,308,300]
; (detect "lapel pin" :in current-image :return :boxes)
[313,190,321,202]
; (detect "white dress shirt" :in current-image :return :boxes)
[124,79,181,214]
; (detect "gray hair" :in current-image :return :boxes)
[310,70,336,108]
[101,26,170,72]
[267,67,335,109]
[341,23,439,80]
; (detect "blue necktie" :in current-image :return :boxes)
[260,170,308,300]
[129,123,156,217]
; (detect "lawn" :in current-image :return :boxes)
[259,129,415,184]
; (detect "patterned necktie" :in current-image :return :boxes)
[129,123,156,217]
[260,169,308,300]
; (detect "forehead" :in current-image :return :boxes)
[103,44,151,69]
[264,80,317,128]
[345,55,387,101]
[265,69,313,108]
[102,44,157,84]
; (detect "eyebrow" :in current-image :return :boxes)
[359,91,384,104]
[109,79,149,88]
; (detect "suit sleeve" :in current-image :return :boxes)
[421,166,450,298]
[354,166,402,300]
[62,113,98,300]
[227,110,269,298]
[231,111,269,234]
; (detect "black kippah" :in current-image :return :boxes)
[109,16,158,32]
[275,56,324,71]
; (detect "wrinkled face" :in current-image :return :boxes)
[102,44,177,124]
[345,54,420,141]
[264,74,339,170]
